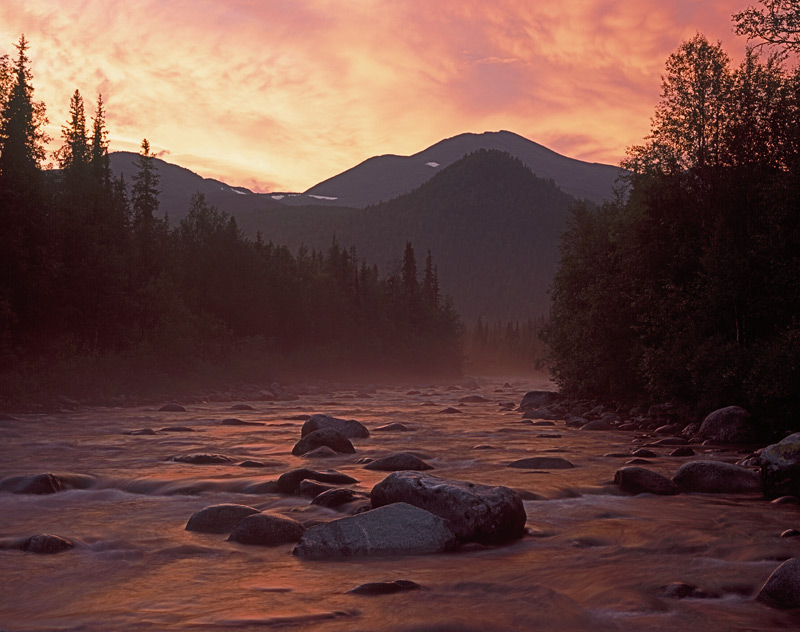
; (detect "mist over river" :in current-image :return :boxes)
[1,377,798,631]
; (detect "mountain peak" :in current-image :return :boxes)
[303,131,622,207]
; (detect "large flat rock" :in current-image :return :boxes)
[293,502,457,559]
[370,471,526,544]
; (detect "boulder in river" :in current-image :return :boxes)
[228,513,305,546]
[301,414,370,439]
[760,432,800,499]
[698,406,758,444]
[0,473,65,495]
[311,488,370,509]
[459,395,491,404]
[277,468,359,494]
[519,390,561,410]
[507,457,574,470]
[371,471,526,544]
[159,404,186,412]
[293,502,457,559]
[348,580,425,595]
[23,533,74,554]
[292,428,356,456]
[614,467,679,495]
[170,453,236,465]
[757,558,800,609]
[374,422,412,432]
[672,460,760,493]
[186,504,260,533]
[364,453,434,471]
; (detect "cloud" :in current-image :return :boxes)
[1,0,750,191]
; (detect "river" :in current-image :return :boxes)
[1,377,798,631]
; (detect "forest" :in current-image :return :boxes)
[0,37,463,403]
[542,17,800,430]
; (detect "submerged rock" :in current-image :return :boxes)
[276,468,359,494]
[1,473,65,495]
[459,395,492,404]
[221,418,265,426]
[186,504,259,533]
[170,453,236,465]
[507,457,574,470]
[228,513,305,546]
[614,467,679,495]
[438,407,463,414]
[698,406,758,444]
[757,558,800,609]
[672,460,760,493]
[23,533,74,554]
[159,404,186,412]
[760,432,800,499]
[311,488,370,509]
[301,414,370,439]
[519,391,561,410]
[371,471,526,544]
[374,423,412,432]
[292,428,356,456]
[348,580,425,595]
[364,453,434,471]
[293,502,457,559]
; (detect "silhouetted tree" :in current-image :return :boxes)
[734,0,800,51]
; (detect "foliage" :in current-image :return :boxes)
[0,38,463,403]
[544,34,800,428]
[734,0,800,51]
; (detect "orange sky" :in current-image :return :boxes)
[2,0,750,193]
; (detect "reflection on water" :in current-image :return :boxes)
[1,377,799,631]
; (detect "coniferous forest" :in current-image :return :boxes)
[542,30,800,431]
[0,36,462,403]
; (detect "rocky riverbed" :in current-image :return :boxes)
[1,377,798,631]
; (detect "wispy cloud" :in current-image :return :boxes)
[1,0,748,191]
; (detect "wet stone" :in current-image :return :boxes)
[632,449,658,458]
[277,469,360,494]
[757,558,800,609]
[159,426,196,432]
[301,414,370,439]
[159,404,186,412]
[221,418,265,426]
[507,457,574,470]
[23,534,74,554]
[186,504,260,534]
[292,428,356,456]
[230,404,256,411]
[239,460,268,468]
[780,529,800,538]
[348,579,425,595]
[311,488,370,509]
[374,422,412,432]
[670,447,695,457]
[170,453,236,465]
[1,473,65,495]
[364,453,434,471]
[228,513,305,546]
[614,467,679,495]
[438,407,463,414]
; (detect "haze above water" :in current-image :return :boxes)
[1,377,798,631]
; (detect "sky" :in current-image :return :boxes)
[2,0,753,193]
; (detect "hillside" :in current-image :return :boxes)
[301,130,622,207]
[239,150,575,322]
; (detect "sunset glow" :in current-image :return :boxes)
[2,0,748,192]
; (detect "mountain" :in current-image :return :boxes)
[108,152,287,222]
[299,130,623,207]
[236,149,575,322]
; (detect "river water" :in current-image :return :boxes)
[1,377,798,631]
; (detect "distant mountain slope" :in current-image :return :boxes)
[109,152,286,222]
[301,130,623,207]
[239,150,575,321]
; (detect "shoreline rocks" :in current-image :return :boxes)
[760,433,800,499]
[672,460,760,494]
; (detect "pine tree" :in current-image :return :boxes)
[131,138,160,230]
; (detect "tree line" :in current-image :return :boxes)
[0,36,462,402]
[542,5,800,430]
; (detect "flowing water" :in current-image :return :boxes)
[1,377,798,631]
